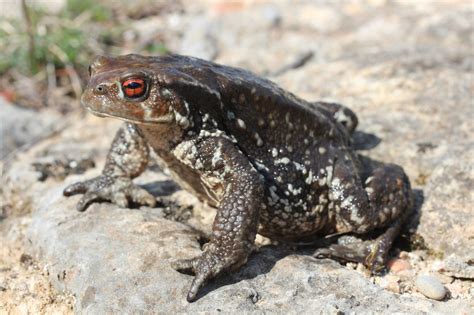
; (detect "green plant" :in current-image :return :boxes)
[66,0,111,22]
[144,42,169,55]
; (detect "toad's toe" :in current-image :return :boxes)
[77,192,102,212]
[130,187,156,207]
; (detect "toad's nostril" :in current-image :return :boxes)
[95,84,107,94]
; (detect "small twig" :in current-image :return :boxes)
[268,51,314,77]
[21,0,36,73]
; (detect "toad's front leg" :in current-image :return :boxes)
[63,123,156,211]
[171,136,264,302]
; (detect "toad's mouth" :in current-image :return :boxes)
[83,105,175,125]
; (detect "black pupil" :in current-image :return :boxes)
[126,81,142,89]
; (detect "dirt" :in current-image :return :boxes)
[0,178,73,313]
[0,218,75,314]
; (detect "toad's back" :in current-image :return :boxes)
[139,54,351,168]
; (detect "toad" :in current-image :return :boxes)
[64,54,413,301]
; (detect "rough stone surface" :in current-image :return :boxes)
[0,98,61,159]
[2,1,474,313]
[0,216,75,314]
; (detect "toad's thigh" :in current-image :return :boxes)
[330,155,412,234]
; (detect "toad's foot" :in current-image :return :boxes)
[63,175,156,211]
[313,237,385,273]
[172,244,248,302]
[313,217,405,273]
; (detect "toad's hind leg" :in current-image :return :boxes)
[314,156,413,272]
[170,137,264,302]
[312,101,358,134]
[314,216,408,272]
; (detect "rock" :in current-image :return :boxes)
[377,275,400,294]
[0,275,6,291]
[418,152,474,279]
[415,275,447,301]
[387,258,412,274]
[399,251,409,259]
[443,254,474,280]
[2,115,468,313]
[23,186,468,314]
[445,280,465,299]
[431,272,453,285]
[179,16,219,60]
[0,0,66,18]
[0,225,76,313]
[0,98,60,159]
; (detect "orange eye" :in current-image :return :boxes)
[122,78,146,99]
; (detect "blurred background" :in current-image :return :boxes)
[0,1,472,312]
[1,0,182,113]
[0,0,471,159]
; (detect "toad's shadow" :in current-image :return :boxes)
[141,179,180,197]
[191,246,291,301]
[141,131,423,302]
[352,131,381,151]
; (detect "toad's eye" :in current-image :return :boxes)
[122,78,146,99]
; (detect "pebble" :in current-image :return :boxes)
[399,251,409,259]
[432,272,453,284]
[445,281,464,299]
[415,275,447,300]
[387,258,411,274]
[378,275,400,293]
